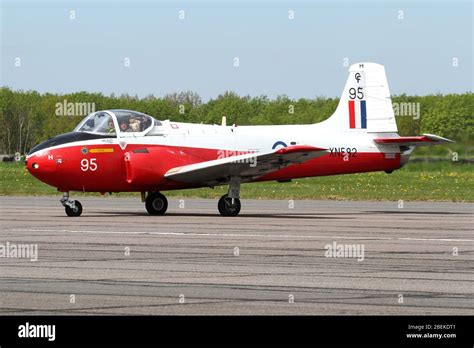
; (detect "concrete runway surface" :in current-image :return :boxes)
[0,196,473,315]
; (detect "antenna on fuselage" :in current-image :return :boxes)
[221,116,227,127]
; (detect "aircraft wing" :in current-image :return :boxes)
[164,145,328,185]
[374,134,454,147]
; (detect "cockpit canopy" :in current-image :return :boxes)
[75,110,158,136]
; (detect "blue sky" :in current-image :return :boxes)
[1,0,472,100]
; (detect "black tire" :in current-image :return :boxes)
[218,194,241,217]
[145,192,168,215]
[65,200,82,217]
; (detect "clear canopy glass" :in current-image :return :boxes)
[113,110,154,133]
[75,111,115,135]
[75,110,157,136]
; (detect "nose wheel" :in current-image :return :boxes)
[60,192,83,217]
[145,192,168,215]
[65,200,82,217]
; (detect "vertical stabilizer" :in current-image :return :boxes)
[324,62,398,133]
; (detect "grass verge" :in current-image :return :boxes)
[0,161,472,202]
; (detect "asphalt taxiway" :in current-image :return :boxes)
[0,196,473,315]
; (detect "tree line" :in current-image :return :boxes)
[0,87,472,155]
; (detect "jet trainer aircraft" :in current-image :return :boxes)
[26,63,453,217]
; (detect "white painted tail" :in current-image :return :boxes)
[324,62,398,133]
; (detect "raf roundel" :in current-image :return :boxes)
[81,147,88,155]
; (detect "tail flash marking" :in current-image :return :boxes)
[360,100,367,129]
[348,101,355,128]
[348,100,367,129]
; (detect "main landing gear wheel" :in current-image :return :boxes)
[65,200,82,217]
[145,192,168,215]
[218,194,241,217]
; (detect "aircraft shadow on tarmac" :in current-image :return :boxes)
[364,211,468,215]
[56,210,467,219]
[82,212,354,220]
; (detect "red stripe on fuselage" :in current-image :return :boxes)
[26,143,401,192]
[259,152,400,181]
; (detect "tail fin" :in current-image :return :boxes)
[325,62,397,133]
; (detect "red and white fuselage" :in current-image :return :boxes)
[25,63,452,217]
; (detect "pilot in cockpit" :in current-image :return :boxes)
[107,119,116,134]
[138,115,151,131]
[119,119,131,132]
[129,116,141,132]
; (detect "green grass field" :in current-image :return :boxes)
[0,161,472,202]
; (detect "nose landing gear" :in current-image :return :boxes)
[60,192,82,217]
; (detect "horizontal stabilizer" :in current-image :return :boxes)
[374,134,454,147]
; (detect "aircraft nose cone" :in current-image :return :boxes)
[26,150,57,177]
